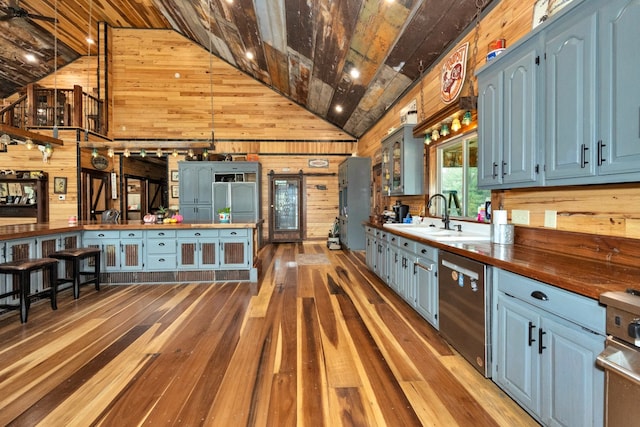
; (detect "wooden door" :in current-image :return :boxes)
[81,169,111,221]
[268,172,303,242]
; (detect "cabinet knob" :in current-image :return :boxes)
[159,243,165,246]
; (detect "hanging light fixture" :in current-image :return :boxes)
[432,129,440,141]
[53,0,59,138]
[188,148,194,158]
[91,147,98,157]
[107,147,114,157]
[202,148,209,159]
[25,138,34,150]
[140,149,147,158]
[451,115,461,132]
[424,133,432,145]
[123,148,131,157]
[462,110,473,126]
[172,149,178,157]
[0,134,9,152]
[207,0,216,152]
[441,123,450,137]
[156,148,163,157]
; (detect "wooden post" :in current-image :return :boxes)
[73,85,83,128]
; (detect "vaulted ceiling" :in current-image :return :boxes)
[0,0,494,137]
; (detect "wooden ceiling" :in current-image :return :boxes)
[0,0,495,137]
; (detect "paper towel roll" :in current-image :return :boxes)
[493,210,508,225]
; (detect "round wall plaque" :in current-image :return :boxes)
[91,154,109,170]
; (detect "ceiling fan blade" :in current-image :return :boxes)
[26,13,57,23]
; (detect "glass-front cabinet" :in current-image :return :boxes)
[381,125,424,196]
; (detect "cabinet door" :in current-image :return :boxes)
[400,249,415,304]
[230,182,256,222]
[502,48,539,185]
[539,315,604,427]
[495,293,541,415]
[598,0,640,177]
[381,142,391,196]
[478,69,502,187]
[415,257,437,328]
[544,11,598,181]
[219,238,249,268]
[365,232,375,270]
[120,240,143,271]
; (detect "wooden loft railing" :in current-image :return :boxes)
[0,83,106,136]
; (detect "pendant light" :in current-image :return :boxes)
[52,0,59,138]
[207,0,216,153]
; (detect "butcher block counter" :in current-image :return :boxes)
[366,221,640,300]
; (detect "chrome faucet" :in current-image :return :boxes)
[427,193,451,230]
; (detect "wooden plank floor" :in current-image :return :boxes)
[0,243,538,426]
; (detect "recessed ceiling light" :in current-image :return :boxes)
[25,53,37,62]
[246,51,254,60]
[86,37,94,44]
[350,68,360,79]
[335,105,343,113]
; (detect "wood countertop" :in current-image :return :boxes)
[0,221,261,240]
[367,222,640,300]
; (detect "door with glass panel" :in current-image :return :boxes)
[268,173,303,242]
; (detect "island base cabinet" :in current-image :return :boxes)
[493,269,605,427]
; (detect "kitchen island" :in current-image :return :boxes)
[0,221,262,285]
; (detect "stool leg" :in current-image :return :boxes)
[73,257,81,299]
[19,272,30,323]
[50,263,58,310]
[94,253,101,291]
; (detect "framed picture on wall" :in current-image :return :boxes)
[171,185,179,198]
[54,177,67,194]
[171,170,179,182]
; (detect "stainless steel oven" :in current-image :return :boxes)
[596,290,640,427]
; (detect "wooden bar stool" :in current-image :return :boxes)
[50,248,101,299]
[0,258,59,323]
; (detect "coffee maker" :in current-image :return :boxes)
[392,200,409,223]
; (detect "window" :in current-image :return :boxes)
[436,132,490,219]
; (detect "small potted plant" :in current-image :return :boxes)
[156,206,167,222]
[217,206,231,223]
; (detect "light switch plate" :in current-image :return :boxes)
[511,209,530,225]
[545,210,557,228]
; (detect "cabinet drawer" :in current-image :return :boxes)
[496,269,605,334]
[121,230,143,239]
[176,229,219,238]
[83,230,119,240]
[219,229,248,238]
[146,239,175,254]
[415,243,438,261]
[146,230,176,239]
[147,255,177,270]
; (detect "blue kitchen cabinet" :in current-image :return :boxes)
[338,156,371,250]
[218,229,250,269]
[179,163,214,222]
[365,226,376,271]
[177,229,219,269]
[478,35,541,189]
[381,125,423,196]
[145,230,177,271]
[544,8,598,182]
[414,242,438,329]
[493,268,605,426]
[83,230,143,272]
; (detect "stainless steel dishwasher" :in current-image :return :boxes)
[439,251,491,377]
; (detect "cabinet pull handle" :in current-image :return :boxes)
[531,291,548,301]
[538,328,547,354]
[158,232,165,236]
[230,232,237,235]
[128,233,135,237]
[492,162,498,179]
[597,140,606,166]
[159,258,165,262]
[159,243,165,246]
[528,321,536,346]
[98,233,105,237]
[501,161,507,177]
[580,144,589,168]
[421,249,427,254]
[195,233,201,237]
[403,242,408,247]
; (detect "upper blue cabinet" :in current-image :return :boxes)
[478,0,640,189]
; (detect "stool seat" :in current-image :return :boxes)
[50,247,101,259]
[50,247,101,299]
[0,257,59,273]
[0,258,59,323]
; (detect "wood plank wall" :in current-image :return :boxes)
[358,0,640,240]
